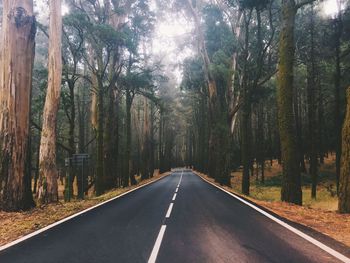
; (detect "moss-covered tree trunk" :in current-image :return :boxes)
[38,0,62,204]
[276,0,302,205]
[0,0,36,211]
[339,87,350,213]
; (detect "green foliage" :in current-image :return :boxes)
[203,4,235,57]
[181,57,206,91]
[239,0,269,10]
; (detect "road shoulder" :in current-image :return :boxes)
[0,171,171,248]
[193,170,350,260]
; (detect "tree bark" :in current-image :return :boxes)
[339,87,350,213]
[141,98,152,180]
[0,0,36,211]
[334,14,343,194]
[38,0,62,204]
[277,0,302,205]
[241,9,252,195]
[307,6,318,199]
[95,77,105,195]
[64,79,76,201]
[125,90,137,186]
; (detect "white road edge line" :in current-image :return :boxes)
[165,203,174,218]
[148,225,167,263]
[196,173,350,263]
[172,193,177,201]
[0,173,172,252]
[175,188,178,193]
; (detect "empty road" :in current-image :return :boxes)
[0,171,347,263]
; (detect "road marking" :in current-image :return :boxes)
[148,225,167,263]
[165,203,174,218]
[0,173,172,252]
[148,170,183,262]
[196,173,350,263]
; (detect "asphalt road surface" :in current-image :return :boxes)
[0,171,346,263]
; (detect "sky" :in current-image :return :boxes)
[322,0,342,17]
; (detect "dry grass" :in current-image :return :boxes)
[231,156,338,211]
[194,155,350,248]
[0,171,170,246]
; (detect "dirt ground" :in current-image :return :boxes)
[0,171,170,246]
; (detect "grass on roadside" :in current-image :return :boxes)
[230,156,338,211]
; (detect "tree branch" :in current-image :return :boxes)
[296,0,317,10]
[31,120,73,153]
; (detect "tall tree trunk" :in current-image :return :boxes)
[104,87,118,190]
[294,85,306,173]
[149,102,155,177]
[241,9,252,195]
[125,90,136,186]
[339,87,350,213]
[307,6,318,199]
[77,85,87,194]
[257,103,265,184]
[159,110,165,173]
[276,0,302,205]
[38,0,62,204]
[334,14,343,194]
[64,80,75,201]
[241,98,251,194]
[95,77,105,195]
[141,98,151,180]
[0,0,36,211]
[318,86,325,164]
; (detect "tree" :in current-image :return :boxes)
[306,5,319,199]
[333,1,344,194]
[185,0,232,186]
[0,0,36,211]
[339,87,350,213]
[37,0,62,203]
[277,0,316,205]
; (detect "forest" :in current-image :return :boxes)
[0,0,350,218]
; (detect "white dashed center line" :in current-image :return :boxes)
[148,170,184,263]
[165,203,174,218]
[148,225,167,263]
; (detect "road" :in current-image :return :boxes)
[0,171,346,263]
